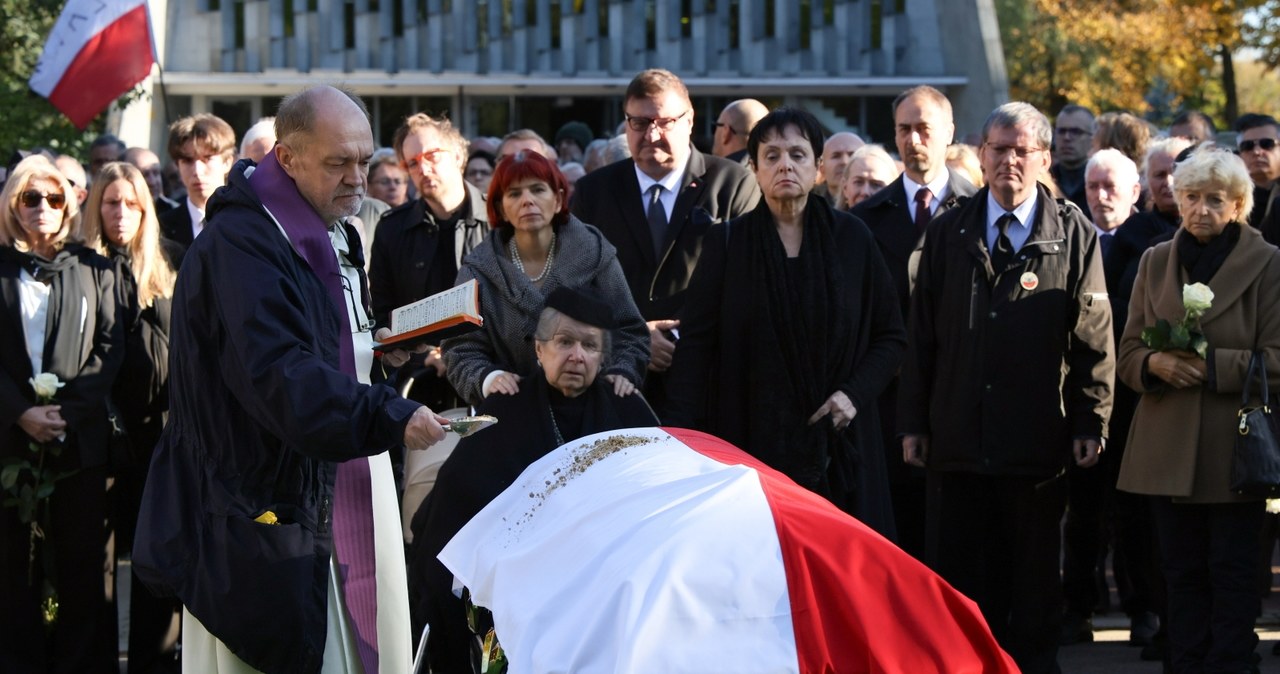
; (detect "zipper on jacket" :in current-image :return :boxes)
[969,268,978,330]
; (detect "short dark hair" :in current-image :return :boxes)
[90,134,126,156]
[624,69,690,107]
[1234,113,1279,134]
[747,107,825,167]
[1172,110,1217,137]
[892,86,952,119]
[1057,104,1095,120]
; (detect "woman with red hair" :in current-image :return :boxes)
[442,150,649,405]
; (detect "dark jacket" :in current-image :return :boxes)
[852,171,977,321]
[898,184,1115,477]
[410,377,659,674]
[569,148,760,321]
[158,203,194,261]
[0,244,122,469]
[369,182,489,330]
[132,161,420,674]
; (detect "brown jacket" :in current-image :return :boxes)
[1117,225,1280,503]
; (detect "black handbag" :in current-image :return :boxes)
[1229,351,1280,496]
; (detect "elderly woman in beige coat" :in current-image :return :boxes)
[1117,147,1280,674]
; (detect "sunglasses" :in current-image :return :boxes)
[1239,138,1278,153]
[20,190,67,210]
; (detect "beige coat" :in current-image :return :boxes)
[1117,225,1280,503]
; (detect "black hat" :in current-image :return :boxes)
[544,286,614,330]
[553,121,594,153]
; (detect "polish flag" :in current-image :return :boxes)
[29,0,156,129]
[440,427,1018,674]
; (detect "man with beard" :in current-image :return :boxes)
[368,113,488,408]
[159,114,236,256]
[899,102,1114,674]
[570,68,760,409]
[851,85,976,559]
[1051,104,1095,217]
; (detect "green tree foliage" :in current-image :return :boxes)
[0,0,99,159]
[1242,1,1280,71]
[995,0,1255,126]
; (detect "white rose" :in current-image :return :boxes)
[1269,499,1280,515]
[1182,283,1214,316]
[29,372,64,400]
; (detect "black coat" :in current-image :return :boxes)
[132,161,421,674]
[410,378,658,674]
[158,203,194,261]
[0,245,122,469]
[898,184,1115,477]
[851,171,977,321]
[661,208,905,533]
[569,148,760,321]
[368,182,489,330]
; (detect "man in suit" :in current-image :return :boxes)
[813,131,864,203]
[368,112,487,409]
[711,98,769,165]
[899,102,1114,674]
[159,114,236,255]
[570,68,760,407]
[851,84,976,560]
[124,147,180,214]
[1061,148,1158,646]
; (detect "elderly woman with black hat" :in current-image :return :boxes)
[412,286,658,673]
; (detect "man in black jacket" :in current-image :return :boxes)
[133,85,448,674]
[368,112,487,408]
[158,114,236,256]
[851,85,975,560]
[899,102,1114,674]
[570,69,759,406]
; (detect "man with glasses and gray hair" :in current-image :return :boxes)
[571,68,759,408]
[899,101,1114,674]
[1234,113,1280,231]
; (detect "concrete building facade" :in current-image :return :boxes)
[120,0,1008,153]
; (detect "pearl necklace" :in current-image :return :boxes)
[509,230,557,282]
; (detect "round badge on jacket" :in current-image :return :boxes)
[1020,272,1039,291]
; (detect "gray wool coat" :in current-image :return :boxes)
[442,216,650,405]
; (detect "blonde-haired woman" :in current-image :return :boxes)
[0,154,122,671]
[82,160,182,670]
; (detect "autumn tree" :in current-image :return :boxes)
[995,0,1255,126]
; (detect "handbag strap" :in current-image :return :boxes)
[1242,351,1271,408]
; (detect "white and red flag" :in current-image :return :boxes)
[29,0,155,129]
[440,427,1018,674]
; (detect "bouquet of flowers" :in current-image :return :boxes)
[0,372,69,624]
[1141,282,1213,358]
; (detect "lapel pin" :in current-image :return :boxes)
[1020,271,1039,291]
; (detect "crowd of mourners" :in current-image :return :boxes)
[3,66,1280,674]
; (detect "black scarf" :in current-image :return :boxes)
[1176,222,1240,285]
[743,198,860,504]
[0,244,85,382]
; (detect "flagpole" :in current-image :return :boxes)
[155,61,172,128]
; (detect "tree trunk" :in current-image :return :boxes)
[1221,43,1238,127]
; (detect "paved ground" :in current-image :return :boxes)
[1059,607,1280,672]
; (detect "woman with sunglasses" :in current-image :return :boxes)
[81,160,183,671]
[0,154,123,671]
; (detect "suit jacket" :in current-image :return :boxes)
[158,203,194,262]
[1117,225,1280,502]
[852,171,977,320]
[569,148,760,321]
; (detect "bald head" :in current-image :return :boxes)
[274,85,374,223]
[820,132,865,187]
[713,99,770,158]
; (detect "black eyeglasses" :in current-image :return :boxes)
[625,109,690,133]
[20,190,67,210]
[1239,138,1278,153]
